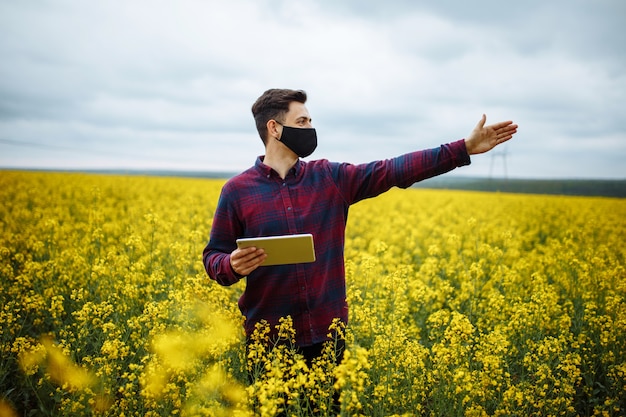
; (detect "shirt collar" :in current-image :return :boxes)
[255,156,272,177]
[255,156,305,179]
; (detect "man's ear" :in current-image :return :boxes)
[267,119,282,140]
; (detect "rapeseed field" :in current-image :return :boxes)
[1,170,624,416]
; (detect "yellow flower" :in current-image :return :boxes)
[41,337,95,392]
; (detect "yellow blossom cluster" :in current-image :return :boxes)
[1,170,624,416]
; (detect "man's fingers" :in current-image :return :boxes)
[235,248,265,265]
[231,246,266,275]
[235,246,263,260]
[489,120,516,131]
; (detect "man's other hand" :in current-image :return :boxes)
[230,246,267,276]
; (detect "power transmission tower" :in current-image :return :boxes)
[489,146,508,179]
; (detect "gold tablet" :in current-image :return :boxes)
[236,233,316,266]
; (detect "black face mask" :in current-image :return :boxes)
[277,124,318,158]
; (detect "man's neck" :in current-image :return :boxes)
[262,153,298,179]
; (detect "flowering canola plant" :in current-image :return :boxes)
[0,170,624,416]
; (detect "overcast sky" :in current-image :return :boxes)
[1,0,625,179]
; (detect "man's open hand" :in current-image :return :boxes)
[465,114,518,155]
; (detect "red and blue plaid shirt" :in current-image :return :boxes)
[203,139,470,346]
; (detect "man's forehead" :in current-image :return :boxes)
[287,101,310,118]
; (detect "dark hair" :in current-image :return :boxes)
[251,89,307,143]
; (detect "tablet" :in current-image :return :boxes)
[236,233,316,266]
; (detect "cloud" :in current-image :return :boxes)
[0,0,625,178]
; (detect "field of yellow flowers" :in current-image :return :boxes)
[1,170,625,416]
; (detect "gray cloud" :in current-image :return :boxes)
[1,0,625,178]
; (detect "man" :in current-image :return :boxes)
[202,88,517,365]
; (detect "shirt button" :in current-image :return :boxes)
[287,207,292,211]
[301,286,305,290]
[282,182,286,187]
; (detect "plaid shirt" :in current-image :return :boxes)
[203,139,470,346]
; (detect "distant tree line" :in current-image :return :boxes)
[414,177,626,198]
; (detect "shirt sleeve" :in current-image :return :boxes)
[202,184,244,286]
[332,139,470,205]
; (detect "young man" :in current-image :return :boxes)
[202,88,517,365]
